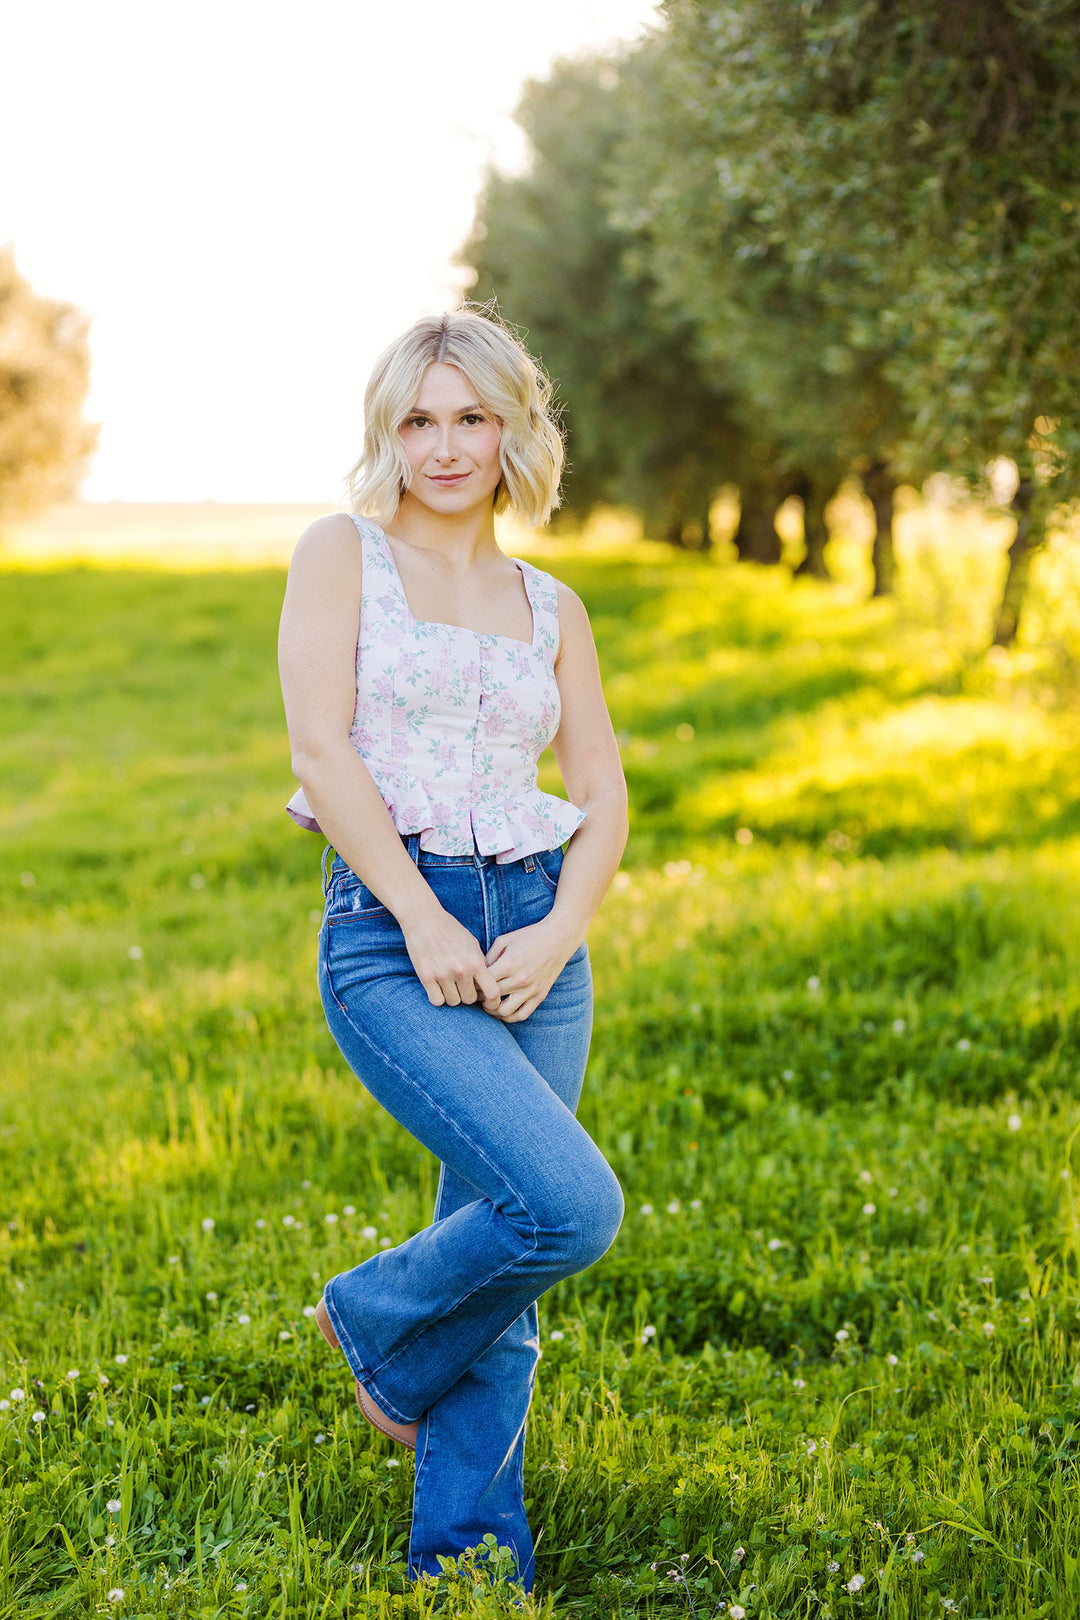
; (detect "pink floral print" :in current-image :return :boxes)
[286,515,587,863]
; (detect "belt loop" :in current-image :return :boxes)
[523,854,535,872]
[404,832,422,866]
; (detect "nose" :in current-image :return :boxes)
[434,422,458,463]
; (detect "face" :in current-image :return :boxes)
[397,362,503,517]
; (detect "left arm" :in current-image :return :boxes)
[484,582,629,1021]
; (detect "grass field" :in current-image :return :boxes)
[3,500,1080,1619]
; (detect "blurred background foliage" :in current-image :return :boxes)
[459,0,1080,643]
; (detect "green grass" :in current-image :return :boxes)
[2,518,1080,1618]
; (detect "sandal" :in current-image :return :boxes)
[314,1295,418,1451]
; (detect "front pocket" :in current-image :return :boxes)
[327,867,389,921]
[535,847,564,893]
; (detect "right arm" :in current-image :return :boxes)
[277,514,503,1011]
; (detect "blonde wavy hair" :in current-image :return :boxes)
[346,302,565,529]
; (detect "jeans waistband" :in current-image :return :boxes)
[323,832,543,888]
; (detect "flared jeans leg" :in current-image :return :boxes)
[316,842,619,1593]
[407,953,594,1593]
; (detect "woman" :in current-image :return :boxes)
[277,304,628,1594]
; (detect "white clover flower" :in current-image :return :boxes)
[666,1200,680,1214]
[343,1205,356,1216]
[107,1498,122,1513]
[201,1217,215,1232]
[282,1215,296,1227]
[806,1439,817,1454]
[205,1292,217,1303]
[255,1219,266,1229]
[887,1353,899,1366]
[550,1330,564,1341]
[167,1255,180,1265]
[892,1017,906,1034]
[237,1314,250,1326]
[386,1457,399,1467]
[912,1549,925,1563]
[793,1377,806,1388]
[314,1433,326,1444]
[957,1038,971,1051]
[0,1400,9,1411]
[107,1590,124,1604]
[863,1202,876,1215]
[279,1330,291,1341]
[846,1573,865,1592]
[379,1237,392,1247]
[729,1608,746,1620]
[1008,1114,1022,1132]
[807,975,821,991]
[835,1329,849,1342]
[98,1374,109,1386]
[302,1305,317,1318]
[127,945,143,960]
[325,1213,338,1224]
[641,1324,657,1339]
[32,1410,46,1422]
[9,1389,26,1402]
[983,1322,995,1336]
[768,1238,783,1251]
[782,1068,794,1080]
[640,1204,654,1216]
[302,1179,312,1189]
[859,1169,872,1184]
[690,1198,702,1209]
[106,1534,115,1546]
[236,1582,247,1592]
[66,1369,79,1379]
[172,1384,183,1392]
[200,1395,211,1405]
[362,1225,378,1239]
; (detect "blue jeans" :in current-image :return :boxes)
[316,833,624,1593]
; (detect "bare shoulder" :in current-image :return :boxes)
[294,510,360,557]
[553,577,592,633]
[289,512,362,585]
[551,577,596,669]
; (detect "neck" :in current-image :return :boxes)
[388,491,501,566]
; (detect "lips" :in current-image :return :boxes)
[429,473,469,484]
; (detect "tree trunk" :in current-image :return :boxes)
[698,491,713,554]
[790,472,833,580]
[863,460,897,597]
[991,474,1043,647]
[733,484,782,564]
[665,513,687,548]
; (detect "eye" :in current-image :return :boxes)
[462,413,485,425]
[403,415,429,428]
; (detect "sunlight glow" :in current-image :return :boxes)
[2,1,662,503]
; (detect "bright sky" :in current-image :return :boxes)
[3,1,662,504]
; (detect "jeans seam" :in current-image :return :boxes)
[319,967,545,1405]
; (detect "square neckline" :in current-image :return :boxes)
[368,519,538,650]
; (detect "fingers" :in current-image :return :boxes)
[424,958,504,1010]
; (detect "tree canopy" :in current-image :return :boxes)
[0,250,97,521]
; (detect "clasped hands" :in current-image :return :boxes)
[403,906,577,1024]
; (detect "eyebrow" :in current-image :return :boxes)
[406,402,484,415]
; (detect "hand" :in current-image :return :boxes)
[481,917,579,1023]
[401,906,504,1011]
